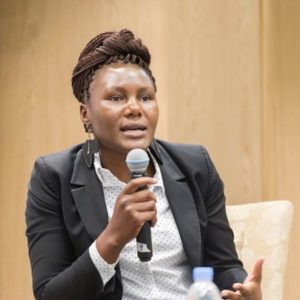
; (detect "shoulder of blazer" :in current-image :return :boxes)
[154,139,208,162]
[35,144,83,181]
[153,139,212,175]
[151,139,214,198]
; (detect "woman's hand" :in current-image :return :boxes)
[96,177,157,263]
[221,258,264,300]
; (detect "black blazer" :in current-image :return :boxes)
[26,139,247,300]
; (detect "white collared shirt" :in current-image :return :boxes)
[89,152,192,299]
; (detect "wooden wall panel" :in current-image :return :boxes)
[163,0,262,204]
[0,1,168,299]
[262,1,300,298]
[0,1,298,299]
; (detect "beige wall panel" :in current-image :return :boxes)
[164,0,262,204]
[262,0,300,298]
[0,1,168,299]
[1,0,285,299]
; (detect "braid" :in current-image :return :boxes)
[72,29,156,103]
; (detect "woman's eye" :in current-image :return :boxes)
[111,95,123,102]
[140,95,151,102]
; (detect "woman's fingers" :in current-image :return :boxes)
[122,200,157,226]
[221,258,264,300]
[117,189,157,220]
[122,177,157,194]
[128,199,156,212]
[244,258,265,284]
[107,177,158,247]
[232,283,251,296]
[122,189,157,204]
[221,289,241,299]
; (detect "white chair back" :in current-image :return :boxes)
[226,200,293,300]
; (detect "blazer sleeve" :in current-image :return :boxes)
[25,158,116,300]
[200,147,247,290]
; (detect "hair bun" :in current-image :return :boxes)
[119,29,135,42]
[72,29,155,103]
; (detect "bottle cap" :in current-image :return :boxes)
[192,267,214,282]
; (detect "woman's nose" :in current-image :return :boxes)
[124,97,142,117]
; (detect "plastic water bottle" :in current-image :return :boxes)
[186,267,222,300]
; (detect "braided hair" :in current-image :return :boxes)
[72,29,156,103]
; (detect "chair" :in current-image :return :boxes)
[226,200,293,300]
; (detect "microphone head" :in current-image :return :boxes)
[126,148,149,173]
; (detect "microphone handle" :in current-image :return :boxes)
[131,172,153,262]
[137,221,152,262]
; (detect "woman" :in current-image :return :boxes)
[26,29,263,300]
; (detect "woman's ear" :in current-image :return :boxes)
[80,104,90,132]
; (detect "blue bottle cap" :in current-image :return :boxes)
[192,267,214,282]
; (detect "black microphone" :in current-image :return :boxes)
[126,148,152,262]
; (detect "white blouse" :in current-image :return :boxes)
[89,152,192,299]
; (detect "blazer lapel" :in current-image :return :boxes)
[70,149,109,241]
[159,152,202,267]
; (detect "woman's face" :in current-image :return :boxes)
[80,62,159,157]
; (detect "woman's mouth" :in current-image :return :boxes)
[120,124,147,138]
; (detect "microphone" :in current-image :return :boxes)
[126,148,152,262]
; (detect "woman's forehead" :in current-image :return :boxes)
[91,63,154,90]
